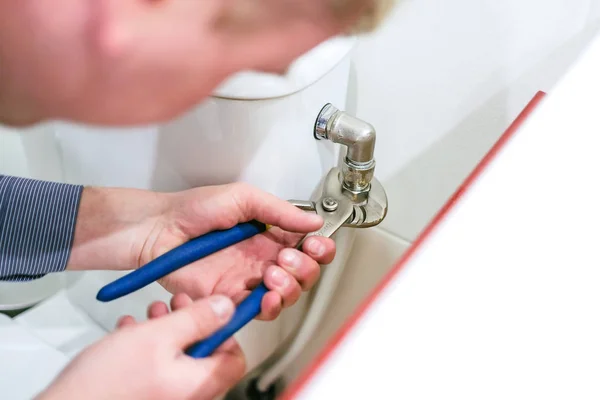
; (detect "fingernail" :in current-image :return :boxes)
[307,238,326,257]
[281,249,302,269]
[271,268,290,288]
[209,296,234,321]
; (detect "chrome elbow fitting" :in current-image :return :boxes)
[314,103,376,193]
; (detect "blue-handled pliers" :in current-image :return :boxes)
[96,220,270,358]
[96,184,354,358]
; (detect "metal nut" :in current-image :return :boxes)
[321,197,339,212]
[342,159,375,193]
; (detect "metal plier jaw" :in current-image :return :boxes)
[289,166,388,248]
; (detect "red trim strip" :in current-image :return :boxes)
[281,91,547,399]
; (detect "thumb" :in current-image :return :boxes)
[187,182,324,234]
[144,295,235,349]
[228,183,323,232]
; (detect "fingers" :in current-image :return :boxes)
[301,236,336,265]
[257,291,283,321]
[214,337,244,357]
[170,293,194,310]
[116,315,136,329]
[152,295,245,398]
[147,301,169,319]
[263,265,301,307]
[117,293,197,330]
[167,298,245,398]
[116,301,171,329]
[145,295,235,348]
[147,295,194,320]
[230,184,324,233]
[259,237,335,319]
[196,350,246,397]
[268,237,335,291]
[260,255,315,318]
[176,339,246,400]
[277,250,321,291]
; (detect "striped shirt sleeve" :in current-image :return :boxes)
[0,175,83,281]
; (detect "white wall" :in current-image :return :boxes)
[348,0,600,241]
[281,0,600,383]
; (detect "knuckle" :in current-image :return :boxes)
[229,182,253,200]
[302,267,320,291]
[284,286,302,307]
[297,254,316,274]
[228,183,252,219]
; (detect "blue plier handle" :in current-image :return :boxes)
[96,220,269,358]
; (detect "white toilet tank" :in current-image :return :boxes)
[42,36,358,369]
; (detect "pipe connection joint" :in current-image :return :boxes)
[314,103,376,193]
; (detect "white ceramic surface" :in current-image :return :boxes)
[0,314,69,400]
[284,228,410,382]
[0,273,65,311]
[214,36,356,99]
[15,290,107,359]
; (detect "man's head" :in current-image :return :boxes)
[0,0,396,127]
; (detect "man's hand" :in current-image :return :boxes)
[37,294,246,400]
[0,0,372,126]
[68,183,335,320]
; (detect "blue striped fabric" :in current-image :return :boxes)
[0,175,83,281]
